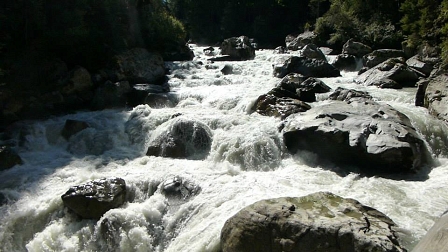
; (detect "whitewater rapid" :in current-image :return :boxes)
[1,45,448,251]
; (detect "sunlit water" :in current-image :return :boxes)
[1,45,448,251]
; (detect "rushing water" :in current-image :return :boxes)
[1,45,448,252]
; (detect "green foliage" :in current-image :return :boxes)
[314,0,402,49]
[140,1,186,51]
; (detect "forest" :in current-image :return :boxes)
[0,0,447,76]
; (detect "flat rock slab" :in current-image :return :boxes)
[221,192,406,252]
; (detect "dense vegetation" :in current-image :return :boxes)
[1,0,448,76]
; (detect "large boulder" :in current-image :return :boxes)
[221,191,406,252]
[282,90,430,173]
[127,83,171,107]
[412,212,448,252]
[355,58,419,89]
[61,177,126,219]
[251,94,311,119]
[0,146,23,171]
[300,44,326,61]
[363,49,406,69]
[112,48,166,84]
[60,66,93,96]
[273,56,341,79]
[406,55,434,77]
[162,43,195,61]
[270,73,331,102]
[146,117,213,159]
[342,39,372,57]
[332,54,359,72]
[286,31,317,51]
[220,36,255,60]
[423,73,448,123]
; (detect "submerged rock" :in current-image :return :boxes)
[0,146,23,171]
[282,89,430,173]
[160,176,201,199]
[273,56,341,79]
[61,119,90,140]
[146,117,213,159]
[221,191,406,252]
[61,177,126,219]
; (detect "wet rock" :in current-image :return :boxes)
[144,93,177,108]
[329,87,372,102]
[271,73,331,102]
[221,64,233,75]
[221,191,406,252]
[220,36,256,60]
[91,80,132,110]
[203,46,215,56]
[252,94,311,119]
[363,49,406,69]
[61,119,90,140]
[342,39,372,57]
[127,83,171,107]
[112,48,165,84]
[412,211,448,252]
[146,117,213,159]
[160,176,201,199]
[355,58,419,89]
[423,73,448,123]
[282,95,430,173]
[332,54,358,72]
[0,146,23,171]
[285,31,317,51]
[273,56,341,78]
[61,177,126,219]
[300,44,326,61]
[273,46,288,54]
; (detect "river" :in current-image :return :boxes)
[1,45,448,251]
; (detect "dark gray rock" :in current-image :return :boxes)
[412,212,448,252]
[221,191,406,252]
[61,177,126,219]
[91,81,132,110]
[160,176,201,199]
[144,93,177,108]
[271,73,331,102]
[363,49,406,69]
[0,146,23,171]
[146,117,213,159]
[61,119,90,140]
[282,95,430,173]
[221,64,233,75]
[342,39,372,57]
[220,36,255,60]
[286,31,317,51]
[112,48,165,84]
[328,87,372,102]
[162,43,194,61]
[300,44,326,61]
[423,73,448,123]
[251,94,311,119]
[332,54,359,72]
[127,83,170,107]
[273,46,288,54]
[355,58,419,89]
[406,55,434,77]
[273,56,341,78]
